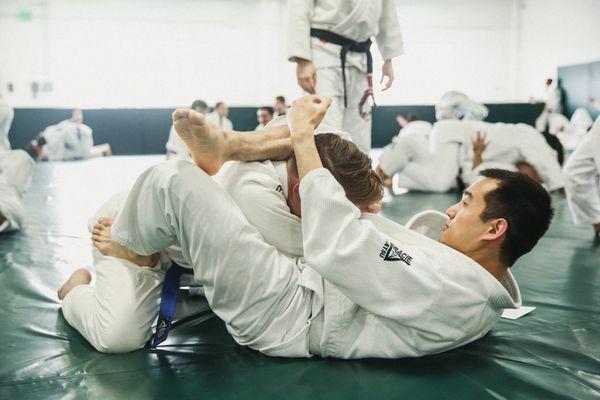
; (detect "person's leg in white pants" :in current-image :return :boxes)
[111,159,313,352]
[342,67,371,153]
[61,255,164,353]
[60,191,166,353]
[315,67,371,153]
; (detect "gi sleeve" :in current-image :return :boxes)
[299,168,442,319]
[374,0,404,60]
[564,133,600,225]
[220,163,304,257]
[286,0,314,62]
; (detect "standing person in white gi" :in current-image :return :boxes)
[563,116,600,236]
[207,102,234,131]
[0,94,14,152]
[535,77,563,132]
[287,0,404,153]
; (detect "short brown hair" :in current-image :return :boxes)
[313,133,383,206]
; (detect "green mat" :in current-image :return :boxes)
[1,156,598,399]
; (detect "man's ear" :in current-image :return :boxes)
[359,201,382,214]
[485,218,508,241]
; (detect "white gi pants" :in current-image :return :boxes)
[563,128,600,225]
[62,254,165,353]
[70,160,314,355]
[316,66,372,153]
[61,191,165,353]
[0,150,34,232]
[378,135,460,192]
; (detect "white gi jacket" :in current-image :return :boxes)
[434,120,565,191]
[287,0,404,71]
[300,168,521,359]
[0,98,14,151]
[207,112,233,131]
[564,117,600,225]
[41,120,94,161]
[214,160,303,258]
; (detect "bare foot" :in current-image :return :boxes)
[172,109,227,175]
[58,268,92,300]
[92,217,157,267]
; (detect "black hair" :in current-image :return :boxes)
[190,99,208,112]
[259,106,274,116]
[275,96,285,103]
[479,169,554,266]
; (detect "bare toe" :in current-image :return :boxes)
[98,217,113,227]
[188,109,206,125]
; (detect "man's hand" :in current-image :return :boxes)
[288,95,333,139]
[381,60,395,91]
[471,131,489,170]
[288,95,333,180]
[472,131,489,156]
[296,59,317,94]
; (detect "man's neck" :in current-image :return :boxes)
[467,250,509,281]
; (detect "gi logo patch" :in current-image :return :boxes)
[380,241,412,266]
[276,184,283,194]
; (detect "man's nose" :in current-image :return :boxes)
[446,204,458,218]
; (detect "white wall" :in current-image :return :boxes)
[517,0,600,100]
[1,0,599,108]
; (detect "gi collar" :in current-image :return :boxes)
[487,269,522,310]
[273,160,289,201]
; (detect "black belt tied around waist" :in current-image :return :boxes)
[310,28,374,109]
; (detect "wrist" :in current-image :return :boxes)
[290,123,315,136]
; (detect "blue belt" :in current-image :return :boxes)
[149,261,193,348]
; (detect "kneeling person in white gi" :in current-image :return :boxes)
[0,150,35,234]
[28,109,111,161]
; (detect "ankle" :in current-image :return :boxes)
[222,130,240,162]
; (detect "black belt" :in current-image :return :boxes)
[310,28,373,108]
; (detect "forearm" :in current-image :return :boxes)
[291,131,323,180]
[472,154,483,170]
[224,125,292,162]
